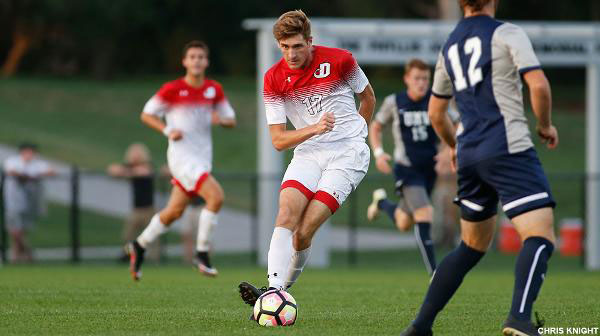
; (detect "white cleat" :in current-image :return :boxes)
[367,188,387,221]
[193,258,218,277]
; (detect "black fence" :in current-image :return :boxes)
[0,169,591,265]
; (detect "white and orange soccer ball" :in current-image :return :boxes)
[253,289,297,326]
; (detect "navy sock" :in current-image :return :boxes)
[415,222,436,275]
[413,241,485,332]
[377,199,397,222]
[509,236,554,321]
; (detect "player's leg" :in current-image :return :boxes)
[285,142,369,290]
[402,163,497,335]
[406,216,495,335]
[194,174,224,276]
[394,204,414,231]
[404,185,436,275]
[127,185,190,280]
[239,187,311,306]
[239,154,320,306]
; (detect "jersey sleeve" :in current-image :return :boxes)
[3,157,18,172]
[263,71,287,125]
[213,83,236,120]
[495,23,541,75]
[142,84,172,117]
[374,94,396,125]
[432,52,453,99]
[340,51,369,93]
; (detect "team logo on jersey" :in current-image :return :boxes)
[314,62,331,79]
[286,76,291,83]
[179,90,189,97]
[204,87,216,99]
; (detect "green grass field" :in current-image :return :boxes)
[1,250,597,335]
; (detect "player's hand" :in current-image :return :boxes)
[314,112,335,135]
[537,125,559,149]
[375,153,392,174]
[449,147,458,173]
[434,147,453,175]
[168,129,183,141]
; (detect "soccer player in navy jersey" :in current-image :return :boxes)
[400,1,558,335]
[367,59,458,276]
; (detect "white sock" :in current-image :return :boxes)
[285,247,311,289]
[267,227,293,290]
[196,208,218,252]
[137,214,168,248]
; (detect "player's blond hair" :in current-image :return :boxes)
[125,143,151,165]
[458,0,492,11]
[273,10,311,41]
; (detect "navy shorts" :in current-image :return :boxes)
[455,148,556,221]
[393,164,436,197]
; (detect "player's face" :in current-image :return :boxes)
[182,47,209,77]
[404,68,430,99]
[278,34,313,70]
[20,148,35,162]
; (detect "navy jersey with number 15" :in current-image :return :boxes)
[432,15,541,168]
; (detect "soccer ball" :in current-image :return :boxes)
[253,289,297,326]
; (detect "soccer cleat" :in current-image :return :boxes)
[193,252,218,277]
[367,188,387,221]
[502,313,544,336]
[238,281,268,306]
[399,325,433,336]
[125,241,145,281]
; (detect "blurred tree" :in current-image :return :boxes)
[0,0,597,78]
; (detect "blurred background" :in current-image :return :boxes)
[0,0,596,266]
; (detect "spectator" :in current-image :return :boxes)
[3,143,56,262]
[107,143,160,261]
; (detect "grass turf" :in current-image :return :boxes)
[0,250,598,335]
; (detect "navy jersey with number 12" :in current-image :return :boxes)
[432,15,541,168]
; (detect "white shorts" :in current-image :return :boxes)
[169,158,211,198]
[281,140,370,212]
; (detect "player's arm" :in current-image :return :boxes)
[140,113,182,141]
[428,96,456,149]
[369,94,395,174]
[356,83,376,124]
[141,92,182,141]
[269,113,334,151]
[523,70,558,149]
[213,85,237,128]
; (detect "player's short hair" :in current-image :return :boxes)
[458,0,492,11]
[272,10,311,42]
[404,59,430,74]
[182,40,209,58]
[19,142,38,152]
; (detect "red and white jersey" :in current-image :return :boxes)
[143,78,235,168]
[264,46,369,145]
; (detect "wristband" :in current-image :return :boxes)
[162,125,173,137]
[373,147,384,158]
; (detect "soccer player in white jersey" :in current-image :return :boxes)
[126,40,236,280]
[238,10,376,310]
[400,1,558,335]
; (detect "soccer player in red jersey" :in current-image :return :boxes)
[238,10,376,309]
[127,40,236,280]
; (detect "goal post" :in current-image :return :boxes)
[243,18,600,270]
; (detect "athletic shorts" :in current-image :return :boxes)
[281,140,370,213]
[455,148,556,221]
[169,158,211,198]
[393,164,436,215]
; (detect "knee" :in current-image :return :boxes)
[461,232,493,252]
[206,189,224,211]
[395,210,412,232]
[162,207,185,224]
[293,228,313,250]
[413,206,433,223]
[276,205,300,230]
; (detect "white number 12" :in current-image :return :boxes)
[448,37,483,92]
